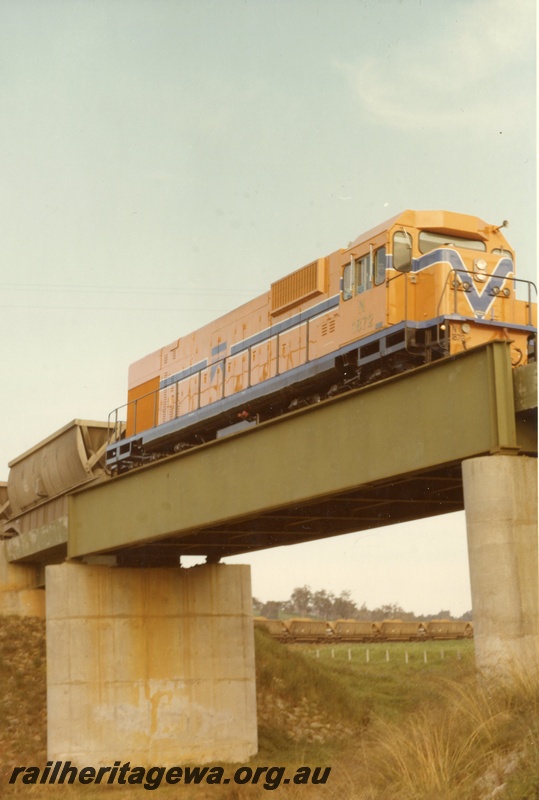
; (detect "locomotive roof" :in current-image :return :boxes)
[347,209,494,250]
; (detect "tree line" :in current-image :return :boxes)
[253,585,472,622]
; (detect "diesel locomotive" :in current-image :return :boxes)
[106,209,536,473]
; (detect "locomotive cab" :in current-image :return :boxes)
[382,212,535,368]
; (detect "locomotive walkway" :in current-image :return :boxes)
[1,339,537,765]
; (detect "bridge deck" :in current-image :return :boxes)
[6,341,537,566]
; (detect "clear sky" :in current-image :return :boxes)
[1,0,536,616]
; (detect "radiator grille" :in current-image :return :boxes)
[271,258,327,316]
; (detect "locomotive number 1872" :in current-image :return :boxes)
[356,314,374,332]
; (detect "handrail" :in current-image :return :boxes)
[107,365,205,444]
[107,383,162,444]
[436,268,537,324]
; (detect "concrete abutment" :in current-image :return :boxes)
[463,454,538,680]
[0,542,45,617]
[45,562,257,765]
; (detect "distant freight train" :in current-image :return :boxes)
[254,617,474,644]
[106,210,536,472]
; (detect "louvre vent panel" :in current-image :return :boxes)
[271,258,327,316]
[321,317,336,336]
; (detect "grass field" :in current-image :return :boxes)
[1,618,537,799]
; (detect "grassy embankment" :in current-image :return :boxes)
[0,616,537,799]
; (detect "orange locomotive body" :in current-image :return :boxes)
[107,209,536,472]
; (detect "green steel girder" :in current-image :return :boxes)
[66,341,536,563]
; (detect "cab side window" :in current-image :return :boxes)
[356,254,371,294]
[343,261,354,300]
[343,248,384,299]
[393,231,413,272]
[374,246,386,285]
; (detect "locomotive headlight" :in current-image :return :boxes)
[461,323,471,334]
[502,287,511,297]
[474,258,487,282]
[491,286,501,296]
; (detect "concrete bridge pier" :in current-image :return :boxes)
[463,454,538,680]
[45,562,257,765]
